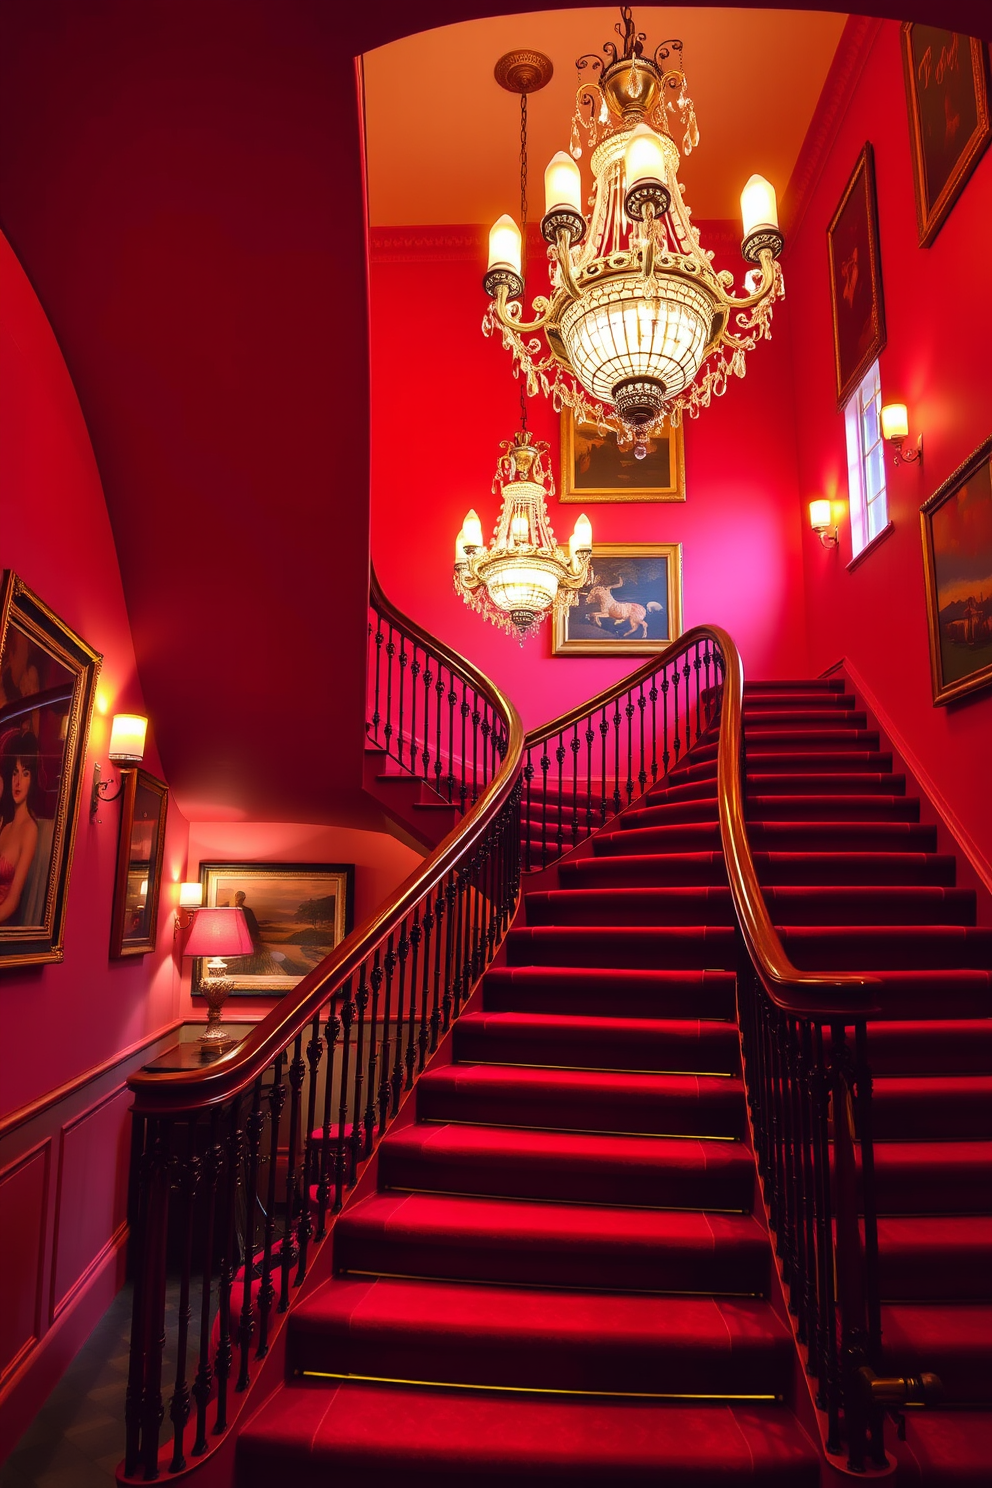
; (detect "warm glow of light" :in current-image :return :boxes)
[179,882,203,909]
[544,151,582,215]
[881,403,909,441]
[96,689,110,716]
[485,565,559,614]
[569,514,593,559]
[809,499,832,531]
[740,174,779,236]
[488,214,521,276]
[183,906,254,959]
[624,123,666,188]
[455,531,468,563]
[108,714,147,763]
[511,514,530,542]
[138,879,148,900]
[462,510,484,548]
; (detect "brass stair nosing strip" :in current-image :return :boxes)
[340,1268,765,1300]
[382,1185,748,1216]
[456,1060,739,1078]
[420,1117,741,1142]
[297,1370,778,1404]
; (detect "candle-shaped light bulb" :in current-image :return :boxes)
[511,514,530,543]
[740,174,779,237]
[487,214,522,277]
[544,151,582,215]
[462,510,484,549]
[455,531,468,564]
[624,123,666,190]
[572,513,593,551]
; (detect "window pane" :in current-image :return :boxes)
[862,395,879,449]
[866,441,885,502]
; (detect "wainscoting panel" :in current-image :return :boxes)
[52,1085,132,1322]
[0,1143,50,1392]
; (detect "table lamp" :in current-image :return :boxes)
[183,906,253,1051]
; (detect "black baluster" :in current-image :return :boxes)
[431,886,445,1048]
[334,985,354,1208]
[192,1115,224,1453]
[392,927,410,1114]
[398,637,408,766]
[378,937,396,1131]
[278,1039,304,1314]
[364,953,383,1155]
[256,1058,285,1359]
[214,1100,244,1435]
[421,662,432,784]
[372,618,384,746]
[384,626,396,758]
[442,877,457,1031]
[407,913,422,1089]
[409,647,420,774]
[295,1016,323,1287]
[317,1004,341,1235]
[569,727,580,847]
[661,670,671,776]
[236,1084,264,1391]
[351,966,370,1178]
[649,676,659,781]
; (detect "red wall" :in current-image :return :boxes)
[788,22,992,879]
[0,228,190,1454]
[370,225,809,733]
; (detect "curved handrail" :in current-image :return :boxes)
[716,635,881,1019]
[129,578,523,1116]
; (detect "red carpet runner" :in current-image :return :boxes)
[238,679,991,1484]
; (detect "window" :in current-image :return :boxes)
[844,361,888,558]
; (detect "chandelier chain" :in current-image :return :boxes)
[519,90,529,432]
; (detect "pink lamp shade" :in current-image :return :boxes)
[182,906,253,959]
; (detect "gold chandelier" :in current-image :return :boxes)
[482,6,786,453]
[454,431,592,641]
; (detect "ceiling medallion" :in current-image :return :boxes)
[483,6,785,453]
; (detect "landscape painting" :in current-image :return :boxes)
[920,435,992,705]
[553,544,683,656]
[195,861,354,995]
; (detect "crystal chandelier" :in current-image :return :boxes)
[454,430,592,642]
[483,6,785,453]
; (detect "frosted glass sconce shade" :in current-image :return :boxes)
[109,714,147,763]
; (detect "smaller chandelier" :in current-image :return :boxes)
[454,431,592,641]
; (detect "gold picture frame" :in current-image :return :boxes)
[110,768,169,959]
[552,543,683,656]
[827,142,886,410]
[559,409,685,503]
[0,572,101,968]
[920,433,992,706]
[901,25,991,248]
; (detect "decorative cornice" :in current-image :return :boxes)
[782,14,885,242]
[370,225,487,264]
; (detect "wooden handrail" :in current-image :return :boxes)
[715,634,881,1018]
[129,576,523,1116]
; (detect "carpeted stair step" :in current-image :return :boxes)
[743,727,881,751]
[376,1123,755,1210]
[743,691,857,711]
[289,1277,793,1396]
[846,970,992,1021]
[872,1141,992,1213]
[743,707,867,728]
[777,925,992,971]
[236,1381,821,1487]
[872,1076,992,1139]
[560,850,956,890]
[333,1191,771,1293]
[481,966,737,1020]
[747,770,904,794]
[744,678,846,692]
[596,820,936,856]
[452,1011,740,1073]
[507,924,737,969]
[895,1409,992,1486]
[745,751,895,776]
[525,885,975,928]
[876,1215,992,1300]
[879,1303,992,1403]
[866,1019,992,1074]
[641,777,724,806]
[625,795,921,830]
[415,1064,746,1139]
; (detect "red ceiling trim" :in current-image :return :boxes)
[782,14,885,242]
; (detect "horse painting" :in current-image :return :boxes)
[584,577,663,638]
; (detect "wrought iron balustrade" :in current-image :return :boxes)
[121,576,522,1481]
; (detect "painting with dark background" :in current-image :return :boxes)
[827,143,886,407]
[902,25,991,246]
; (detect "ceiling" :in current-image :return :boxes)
[363,7,849,227]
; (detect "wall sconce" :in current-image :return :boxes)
[881,403,923,467]
[91,713,148,818]
[174,881,203,936]
[809,499,839,548]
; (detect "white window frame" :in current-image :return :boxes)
[844,360,889,558]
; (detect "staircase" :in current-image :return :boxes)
[236,675,991,1483]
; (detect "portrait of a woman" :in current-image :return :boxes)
[0,730,41,926]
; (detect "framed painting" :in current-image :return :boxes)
[552,544,683,656]
[0,572,101,968]
[110,769,168,958]
[560,409,685,503]
[827,143,886,410]
[901,25,991,247]
[920,434,992,706]
[193,862,355,997]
